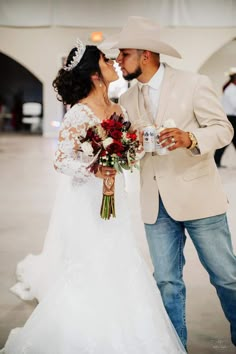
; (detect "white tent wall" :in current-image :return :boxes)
[1,0,236,28]
[199,39,236,96]
[0,25,236,136]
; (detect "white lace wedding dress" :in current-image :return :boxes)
[1,104,185,354]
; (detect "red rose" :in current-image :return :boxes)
[112,121,123,130]
[101,119,122,132]
[110,129,122,140]
[101,119,114,131]
[126,132,137,141]
[106,141,124,154]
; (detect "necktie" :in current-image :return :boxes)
[141,85,154,123]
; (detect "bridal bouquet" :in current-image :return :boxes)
[78,113,141,220]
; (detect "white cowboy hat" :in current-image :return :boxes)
[100,16,181,59]
[224,67,236,77]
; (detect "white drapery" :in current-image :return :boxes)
[0,0,236,28]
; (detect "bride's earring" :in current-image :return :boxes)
[99,80,102,88]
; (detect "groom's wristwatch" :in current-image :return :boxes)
[187,132,198,150]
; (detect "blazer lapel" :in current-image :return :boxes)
[156,64,176,127]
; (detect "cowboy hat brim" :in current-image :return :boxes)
[109,37,182,59]
[100,16,182,59]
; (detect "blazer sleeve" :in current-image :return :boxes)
[192,75,234,155]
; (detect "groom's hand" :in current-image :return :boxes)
[159,128,191,150]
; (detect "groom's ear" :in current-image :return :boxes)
[142,50,151,62]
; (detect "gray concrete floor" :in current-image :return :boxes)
[0,133,236,354]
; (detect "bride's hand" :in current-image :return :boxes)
[138,130,144,145]
[95,166,117,179]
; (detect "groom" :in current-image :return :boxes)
[102,16,236,349]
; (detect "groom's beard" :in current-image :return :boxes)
[123,66,142,81]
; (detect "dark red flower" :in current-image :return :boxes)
[116,152,122,157]
[110,129,122,140]
[91,140,101,153]
[86,128,95,139]
[106,141,124,154]
[101,118,122,132]
[126,132,137,141]
[93,134,102,142]
[100,150,107,156]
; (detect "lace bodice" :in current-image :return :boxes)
[54,103,128,185]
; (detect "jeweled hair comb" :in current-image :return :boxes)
[63,39,86,71]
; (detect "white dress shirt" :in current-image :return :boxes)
[138,63,165,120]
[221,83,236,116]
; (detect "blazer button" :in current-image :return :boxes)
[153,176,156,180]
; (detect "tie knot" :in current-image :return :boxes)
[140,84,154,123]
[141,84,149,96]
[141,85,150,105]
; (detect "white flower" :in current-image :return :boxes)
[81,141,93,156]
[102,137,113,149]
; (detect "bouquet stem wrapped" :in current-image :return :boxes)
[79,113,142,220]
[100,177,116,219]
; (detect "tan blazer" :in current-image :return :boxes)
[120,64,234,224]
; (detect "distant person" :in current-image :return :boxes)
[215,67,236,167]
[0,96,7,130]
[11,93,23,131]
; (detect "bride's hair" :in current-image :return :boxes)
[52,45,102,106]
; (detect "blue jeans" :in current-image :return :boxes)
[145,197,236,349]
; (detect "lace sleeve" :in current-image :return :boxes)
[54,104,95,180]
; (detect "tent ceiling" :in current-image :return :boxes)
[0,0,235,28]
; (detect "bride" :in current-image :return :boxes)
[1,40,186,353]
